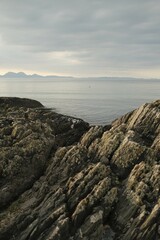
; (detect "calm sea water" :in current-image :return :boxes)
[0,77,159,125]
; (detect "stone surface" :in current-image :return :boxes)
[0,97,160,240]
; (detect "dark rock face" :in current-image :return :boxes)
[0,97,159,240]
[0,97,44,108]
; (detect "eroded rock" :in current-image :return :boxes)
[0,98,160,240]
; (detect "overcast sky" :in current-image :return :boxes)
[0,0,160,77]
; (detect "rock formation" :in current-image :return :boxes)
[0,97,159,240]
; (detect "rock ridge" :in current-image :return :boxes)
[0,97,159,240]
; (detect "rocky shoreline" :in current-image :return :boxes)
[0,97,160,240]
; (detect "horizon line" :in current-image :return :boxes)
[0,71,160,80]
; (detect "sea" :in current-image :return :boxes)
[0,77,159,125]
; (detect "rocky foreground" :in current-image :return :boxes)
[0,97,160,240]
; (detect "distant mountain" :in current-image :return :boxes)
[1,72,29,78]
[0,72,159,80]
[0,72,73,79]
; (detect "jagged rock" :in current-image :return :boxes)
[0,97,160,240]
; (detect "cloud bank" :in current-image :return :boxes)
[0,0,160,77]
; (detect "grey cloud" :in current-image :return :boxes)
[0,0,160,77]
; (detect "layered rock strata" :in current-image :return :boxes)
[0,97,159,240]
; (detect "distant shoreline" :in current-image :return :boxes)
[0,71,160,80]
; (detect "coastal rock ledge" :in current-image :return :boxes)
[0,97,160,240]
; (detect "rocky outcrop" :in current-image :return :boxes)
[0,97,159,240]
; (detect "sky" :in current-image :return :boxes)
[0,0,160,78]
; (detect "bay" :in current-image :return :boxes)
[0,77,159,125]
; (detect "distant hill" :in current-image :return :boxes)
[1,72,29,78]
[0,72,159,81]
[0,72,73,79]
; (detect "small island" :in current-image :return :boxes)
[0,97,159,240]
